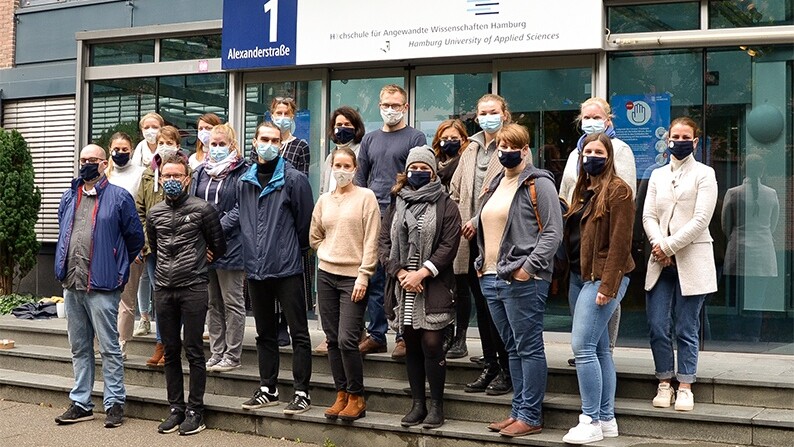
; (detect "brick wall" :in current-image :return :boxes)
[0,0,19,69]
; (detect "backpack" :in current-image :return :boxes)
[527,178,569,280]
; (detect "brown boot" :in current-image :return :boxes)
[146,342,164,367]
[339,393,366,421]
[324,391,348,420]
[391,339,406,359]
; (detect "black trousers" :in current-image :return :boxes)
[155,284,208,413]
[468,239,509,370]
[317,270,367,395]
[248,274,312,392]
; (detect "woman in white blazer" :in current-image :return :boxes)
[642,117,717,412]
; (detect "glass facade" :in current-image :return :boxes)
[90,40,155,66]
[608,3,700,33]
[330,77,405,133]
[414,73,491,143]
[160,35,222,62]
[709,0,793,28]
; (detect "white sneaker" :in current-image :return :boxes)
[119,340,127,361]
[653,382,675,408]
[133,319,151,337]
[562,414,603,444]
[212,358,241,372]
[205,356,222,370]
[675,388,694,411]
[600,417,618,438]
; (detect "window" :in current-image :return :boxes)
[609,3,700,33]
[90,40,155,66]
[160,35,222,61]
[709,0,794,28]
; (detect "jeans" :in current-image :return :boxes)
[317,270,366,394]
[480,275,549,426]
[646,266,706,384]
[569,272,621,351]
[469,240,508,370]
[364,263,388,344]
[207,269,246,364]
[248,274,312,392]
[64,288,125,411]
[139,255,162,343]
[570,276,630,421]
[155,284,208,413]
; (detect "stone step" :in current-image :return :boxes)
[0,368,763,447]
[0,344,791,446]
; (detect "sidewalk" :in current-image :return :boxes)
[0,399,312,447]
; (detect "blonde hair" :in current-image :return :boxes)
[139,112,164,129]
[209,124,242,157]
[105,132,133,178]
[477,93,512,123]
[380,84,408,104]
[577,97,613,123]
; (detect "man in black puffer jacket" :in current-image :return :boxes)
[146,154,226,436]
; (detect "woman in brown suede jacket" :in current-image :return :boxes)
[561,132,634,444]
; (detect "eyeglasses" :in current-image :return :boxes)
[379,103,405,110]
[161,173,186,180]
[79,157,105,165]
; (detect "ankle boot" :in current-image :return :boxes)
[324,391,349,420]
[464,363,499,392]
[422,400,444,429]
[146,342,164,367]
[339,393,366,421]
[400,399,427,427]
[446,333,468,359]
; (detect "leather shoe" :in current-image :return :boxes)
[465,363,499,393]
[391,339,406,359]
[499,420,542,437]
[487,417,516,432]
[568,357,576,367]
[358,336,386,354]
[485,370,512,395]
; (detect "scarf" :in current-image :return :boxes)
[576,125,617,152]
[205,153,241,179]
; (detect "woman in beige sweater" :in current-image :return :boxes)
[310,146,380,422]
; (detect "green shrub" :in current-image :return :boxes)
[0,294,37,315]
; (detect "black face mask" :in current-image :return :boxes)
[79,163,101,182]
[439,139,461,157]
[582,156,607,176]
[111,151,130,167]
[333,127,356,145]
[497,149,523,169]
[406,170,432,189]
[669,140,694,160]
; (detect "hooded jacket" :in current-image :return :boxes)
[55,177,145,292]
[474,164,563,282]
[222,158,313,281]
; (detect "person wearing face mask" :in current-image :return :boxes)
[560,97,637,368]
[189,113,223,170]
[189,124,248,373]
[451,94,517,396]
[131,112,165,168]
[222,121,314,415]
[54,144,144,429]
[431,119,472,360]
[475,124,563,438]
[146,154,226,436]
[269,97,310,176]
[319,106,366,195]
[643,117,717,412]
[561,133,635,445]
[380,146,461,430]
[310,147,380,421]
[105,132,146,361]
[355,84,427,359]
[135,125,186,367]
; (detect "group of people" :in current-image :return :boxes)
[53,83,719,445]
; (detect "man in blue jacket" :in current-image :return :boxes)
[54,144,144,428]
[223,122,314,415]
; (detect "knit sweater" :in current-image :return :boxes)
[131,140,157,168]
[106,162,145,198]
[310,186,381,286]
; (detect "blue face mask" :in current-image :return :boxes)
[581,118,606,135]
[439,139,461,157]
[272,117,294,133]
[478,114,503,133]
[256,143,280,162]
[209,145,230,162]
[406,170,432,189]
[162,179,184,197]
[668,140,694,160]
[582,155,607,176]
[497,149,523,169]
[333,126,356,145]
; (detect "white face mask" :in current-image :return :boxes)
[143,129,159,144]
[380,108,404,126]
[581,118,606,135]
[332,169,355,188]
[156,145,179,159]
[197,129,212,146]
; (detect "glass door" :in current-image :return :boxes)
[330,69,408,134]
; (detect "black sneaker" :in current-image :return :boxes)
[157,408,185,434]
[55,403,94,425]
[283,391,311,415]
[179,410,205,436]
[104,403,124,428]
[241,387,279,410]
[485,370,513,396]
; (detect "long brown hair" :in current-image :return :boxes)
[195,113,223,162]
[431,119,469,159]
[565,133,627,220]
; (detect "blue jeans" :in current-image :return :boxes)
[480,275,549,426]
[571,276,630,421]
[364,263,388,344]
[646,266,705,384]
[570,271,621,351]
[64,288,125,411]
[139,255,162,343]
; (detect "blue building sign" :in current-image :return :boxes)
[222,0,298,70]
[611,94,672,179]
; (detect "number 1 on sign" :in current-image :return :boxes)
[264,0,278,42]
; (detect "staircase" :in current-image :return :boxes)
[0,315,791,446]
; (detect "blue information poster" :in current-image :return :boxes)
[222,0,298,70]
[610,94,671,179]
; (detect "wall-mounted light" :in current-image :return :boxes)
[608,25,794,49]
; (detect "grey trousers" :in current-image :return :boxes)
[207,269,246,363]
